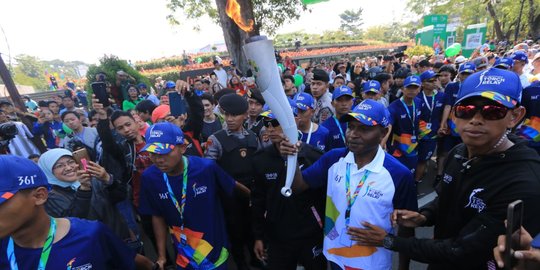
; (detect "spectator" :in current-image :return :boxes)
[138,83,160,105]
[122,84,142,111]
[135,99,157,124]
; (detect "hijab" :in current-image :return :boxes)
[38,148,81,190]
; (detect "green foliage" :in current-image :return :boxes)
[135,53,224,71]
[404,45,435,57]
[166,0,307,35]
[86,55,152,95]
[339,8,363,35]
[273,30,363,47]
[12,66,48,91]
[15,55,44,78]
[364,22,414,43]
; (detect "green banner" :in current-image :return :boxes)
[416,25,434,48]
[424,15,448,55]
[461,23,487,58]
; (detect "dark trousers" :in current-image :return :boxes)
[222,193,254,269]
[267,238,326,270]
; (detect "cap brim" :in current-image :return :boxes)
[296,104,311,111]
[404,83,421,88]
[455,91,518,108]
[340,112,379,126]
[459,69,475,74]
[0,190,17,206]
[333,93,354,100]
[140,143,176,154]
[362,89,380,94]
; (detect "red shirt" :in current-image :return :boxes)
[133,141,153,208]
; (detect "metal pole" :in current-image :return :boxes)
[515,0,525,42]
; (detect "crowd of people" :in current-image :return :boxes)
[1,40,540,270]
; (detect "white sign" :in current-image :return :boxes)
[465,33,483,49]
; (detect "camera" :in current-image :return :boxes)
[0,122,18,141]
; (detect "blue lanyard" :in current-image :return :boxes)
[400,98,417,136]
[333,116,347,144]
[344,163,371,227]
[162,156,189,242]
[7,217,56,270]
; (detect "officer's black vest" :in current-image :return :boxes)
[214,129,258,185]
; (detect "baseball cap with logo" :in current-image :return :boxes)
[512,51,529,63]
[494,57,514,69]
[332,86,354,100]
[420,70,437,82]
[141,122,185,154]
[0,155,50,205]
[455,68,522,109]
[404,75,422,88]
[340,99,389,127]
[459,62,477,74]
[295,92,315,111]
[362,80,381,93]
[260,110,276,120]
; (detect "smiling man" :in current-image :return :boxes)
[279,99,417,270]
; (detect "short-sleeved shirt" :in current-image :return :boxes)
[138,156,236,269]
[387,98,421,157]
[517,82,540,148]
[417,91,445,141]
[443,82,461,137]
[0,218,136,269]
[299,124,331,152]
[301,147,417,270]
[321,116,347,150]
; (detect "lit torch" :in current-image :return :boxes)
[226,0,298,197]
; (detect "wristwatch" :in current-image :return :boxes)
[382,233,396,250]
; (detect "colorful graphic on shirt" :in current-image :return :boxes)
[518,116,540,142]
[324,196,340,237]
[418,120,433,140]
[66,257,76,270]
[391,133,418,157]
[448,119,460,137]
[169,225,228,269]
[327,245,377,258]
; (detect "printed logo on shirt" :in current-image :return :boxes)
[192,183,208,197]
[158,192,169,200]
[333,134,341,140]
[312,245,323,258]
[67,258,93,270]
[532,95,540,100]
[436,101,443,107]
[400,114,407,119]
[465,188,486,213]
[362,182,383,199]
[443,173,453,184]
[334,174,343,183]
[265,172,278,180]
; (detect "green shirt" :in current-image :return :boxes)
[122,99,142,111]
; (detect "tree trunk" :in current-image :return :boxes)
[215,0,259,74]
[528,0,540,39]
[486,1,505,41]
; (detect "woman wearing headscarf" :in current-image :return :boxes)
[38,148,131,241]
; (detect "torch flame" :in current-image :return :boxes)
[225,0,254,33]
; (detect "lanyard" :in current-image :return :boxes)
[333,116,347,144]
[400,97,416,136]
[344,163,371,226]
[7,217,56,270]
[305,121,314,144]
[162,156,189,234]
[422,91,437,112]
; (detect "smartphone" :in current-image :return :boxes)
[168,92,187,117]
[531,233,540,249]
[505,200,523,270]
[72,148,91,169]
[91,82,110,107]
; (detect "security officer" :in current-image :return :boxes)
[245,88,266,138]
[205,93,261,270]
[252,110,326,270]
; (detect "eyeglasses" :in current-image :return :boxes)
[263,119,280,128]
[53,159,78,171]
[454,104,509,120]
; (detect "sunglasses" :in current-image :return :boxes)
[454,104,509,120]
[263,119,280,127]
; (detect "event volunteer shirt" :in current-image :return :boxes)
[517,80,540,154]
[300,100,417,270]
[138,123,236,269]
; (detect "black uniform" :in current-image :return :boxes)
[252,143,326,270]
[391,135,540,269]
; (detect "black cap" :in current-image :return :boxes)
[214,88,236,103]
[312,69,329,82]
[418,59,432,67]
[247,88,265,105]
[394,67,411,79]
[219,93,248,115]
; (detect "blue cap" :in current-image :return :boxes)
[420,70,437,82]
[456,68,522,108]
[260,110,276,119]
[362,80,380,93]
[332,86,354,100]
[137,83,148,89]
[340,99,390,127]
[459,62,477,74]
[494,57,514,69]
[512,51,529,63]
[295,92,315,111]
[0,155,50,205]
[141,122,185,154]
[165,81,176,89]
[404,75,421,88]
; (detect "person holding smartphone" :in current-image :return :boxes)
[494,226,540,269]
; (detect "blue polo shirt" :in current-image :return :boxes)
[321,116,347,150]
[302,147,417,270]
[517,81,540,149]
[300,124,331,152]
[387,98,421,158]
[444,82,461,137]
[0,218,136,269]
[138,156,235,270]
[417,91,445,140]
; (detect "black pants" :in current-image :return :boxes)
[222,193,254,269]
[267,237,326,270]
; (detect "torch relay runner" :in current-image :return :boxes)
[279,99,418,270]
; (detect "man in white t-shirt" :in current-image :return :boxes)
[280,99,418,270]
[512,51,533,88]
[213,60,228,88]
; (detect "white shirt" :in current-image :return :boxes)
[8,122,39,158]
[214,68,228,88]
[520,73,533,88]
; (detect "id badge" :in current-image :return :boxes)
[179,233,188,246]
[411,136,417,143]
[339,228,353,247]
[426,123,432,130]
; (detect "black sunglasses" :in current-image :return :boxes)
[454,104,509,120]
[263,119,280,127]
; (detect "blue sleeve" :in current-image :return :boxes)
[386,157,418,211]
[97,222,136,269]
[212,160,236,196]
[138,170,162,216]
[302,148,345,188]
[387,104,397,126]
[443,84,457,106]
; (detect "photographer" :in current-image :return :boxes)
[0,109,40,157]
